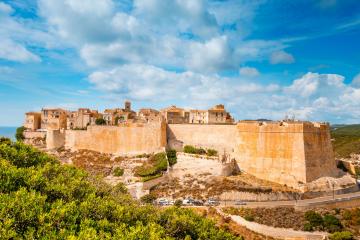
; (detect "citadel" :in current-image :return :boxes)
[23,101,357,192]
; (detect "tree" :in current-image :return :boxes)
[95,118,106,125]
[15,126,25,141]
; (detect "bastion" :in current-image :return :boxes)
[234,121,339,188]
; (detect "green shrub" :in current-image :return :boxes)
[174,199,182,207]
[140,193,157,204]
[166,149,177,166]
[113,167,124,177]
[95,118,106,125]
[15,126,25,141]
[142,173,162,182]
[303,222,313,231]
[329,231,353,240]
[134,152,168,177]
[207,149,218,156]
[323,214,342,232]
[183,145,207,155]
[184,145,197,154]
[244,215,254,222]
[305,210,323,227]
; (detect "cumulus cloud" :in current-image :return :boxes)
[0,38,41,62]
[270,50,295,64]
[38,0,288,72]
[88,68,360,123]
[239,67,260,77]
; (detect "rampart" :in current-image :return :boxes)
[62,122,166,155]
[167,124,237,153]
[40,120,344,189]
[233,121,337,187]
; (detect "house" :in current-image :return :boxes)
[24,112,41,130]
[41,108,67,130]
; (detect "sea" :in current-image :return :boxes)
[0,127,17,141]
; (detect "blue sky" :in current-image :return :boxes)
[0,0,359,126]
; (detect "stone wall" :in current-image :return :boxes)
[167,121,340,189]
[64,122,167,155]
[47,129,65,149]
[233,121,337,188]
[167,124,237,153]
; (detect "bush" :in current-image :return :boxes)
[184,145,197,154]
[142,173,162,182]
[95,118,106,125]
[207,149,218,156]
[244,215,254,222]
[329,231,353,240]
[140,193,157,204]
[323,214,342,232]
[174,199,182,207]
[305,210,323,228]
[15,126,25,141]
[134,152,168,177]
[166,149,177,166]
[113,167,124,177]
[303,222,313,231]
[183,145,206,155]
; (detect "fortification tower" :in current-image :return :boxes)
[125,100,131,111]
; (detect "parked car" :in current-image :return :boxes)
[234,200,246,205]
[206,198,220,206]
[192,199,204,206]
[182,198,194,206]
[158,198,170,206]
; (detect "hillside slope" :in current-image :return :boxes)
[331,124,360,158]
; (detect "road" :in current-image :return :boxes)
[220,190,360,208]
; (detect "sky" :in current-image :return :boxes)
[0,0,359,126]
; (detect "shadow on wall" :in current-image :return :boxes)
[166,125,184,151]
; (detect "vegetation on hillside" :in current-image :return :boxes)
[15,126,25,141]
[331,124,360,158]
[183,145,218,157]
[0,139,242,239]
[134,152,168,180]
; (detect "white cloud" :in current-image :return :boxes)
[38,0,288,72]
[239,67,260,77]
[0,38,41,62]
[88,68,360,123]
[270,50,295,64]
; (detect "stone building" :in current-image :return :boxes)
[207,104,234,124]
[41,108,67,130]
[163,104,234,124]
[138,108,162,122]
[103,101,136,125]
[67,108,102,129]
[189,110,208,124]
[160,105,189,124]
[24,112,41,130]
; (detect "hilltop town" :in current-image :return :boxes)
[24,101,234,131]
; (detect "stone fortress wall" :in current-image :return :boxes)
[167,124,238,153]
[166,121,339,188]
[42,120,348,189]
[47,121,167,155]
